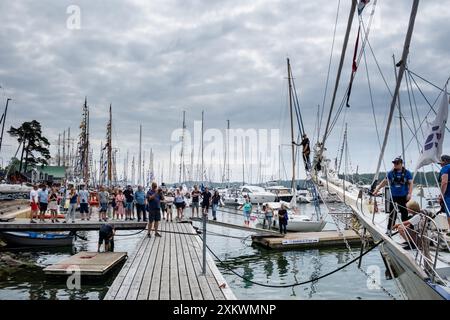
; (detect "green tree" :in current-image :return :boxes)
[8,120,51,173]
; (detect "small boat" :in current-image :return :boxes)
[0,231,74,247]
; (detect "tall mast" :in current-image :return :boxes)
[179,111,186,184]
[67,127,71,171]
[131,156,135,185]
[138,124,142,185]
[84,98,90,185]
[374,0,419,181]
[393,53,406,163]
[142,151,146,187]
[320,0,357,151]
[201,111,204,184]
[57,133,61,166]
[0,98,11,154]
[62,130,66,168]
[227,120,230,185]
[169,145,172,184]
[287,58,296,190]
[107,104,113,186]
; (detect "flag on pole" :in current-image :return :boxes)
[358,0,370,15]
[415,84,449,171]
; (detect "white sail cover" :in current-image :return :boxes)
[415,84,449,171]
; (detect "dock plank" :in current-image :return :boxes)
[181,223,215,300]
[126,235,155,300]
[169,222,181,300]
[159,222,171,300]
[148,222,167,300]
[104,236,147,300]
[174,222,192,300]
[137,228,162,300]
[115,235,151,300]
[174,222,203,300]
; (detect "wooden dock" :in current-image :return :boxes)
[0,219,147,232]
[44,252,127,276]
[104,221,236,300]
[252,230,365,249]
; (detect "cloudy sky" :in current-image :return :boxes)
[0,0,449,183]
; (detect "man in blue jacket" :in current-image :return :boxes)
[373,157,413,235]
[438,154,450,226]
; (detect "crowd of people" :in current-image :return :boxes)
[28,182,225,226]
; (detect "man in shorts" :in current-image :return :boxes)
[191,185,201,218]
[201,187,212,216]
[38,185,49,222]
[98,223,115,252]
[78,185,90,221]
[98,186,109,222]
[147,182,162,238]
[438,154,450,226]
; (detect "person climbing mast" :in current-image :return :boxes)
[293,133,311,171]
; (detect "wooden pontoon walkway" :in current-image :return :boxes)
[104,221,236,300]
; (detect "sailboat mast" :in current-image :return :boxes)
[107,104,112,186]
[374,0,419,181]
[320,0,357,151]
[201,111,204,184]
[393,53,406,163]
[179,111,186,184]
[0,98,11,154]
[287,58,296,190]
[138,124,142,186]
[227,120,230,185]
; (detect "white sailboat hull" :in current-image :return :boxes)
[320,177,448,300]
[257,214,326,232]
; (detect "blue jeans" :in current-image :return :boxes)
[212,204,218,218]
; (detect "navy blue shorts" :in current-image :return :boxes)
[148,209,161,222]
[80,203,89,214]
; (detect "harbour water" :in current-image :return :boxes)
[0,204,403,300]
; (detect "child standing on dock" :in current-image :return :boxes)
[238,197,252,227]
[48,187,59,223]
[115,189,125,220]
[262,204,273,229]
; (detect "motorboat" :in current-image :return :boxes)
[240,185,277,204]
[265,186,295,202]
